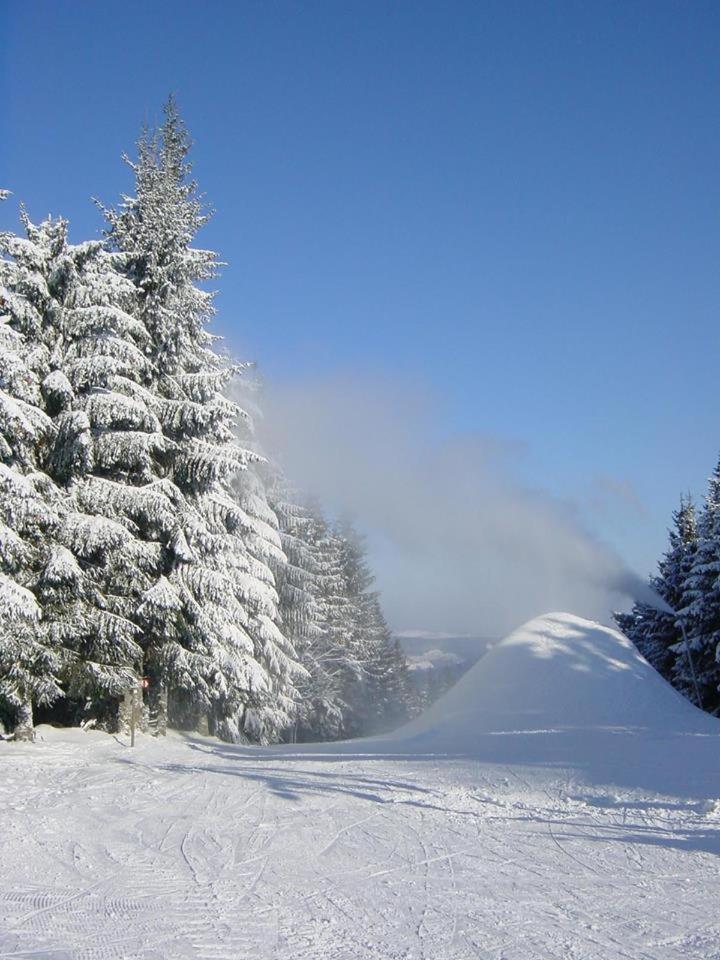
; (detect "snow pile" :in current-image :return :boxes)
[388,613,714,754]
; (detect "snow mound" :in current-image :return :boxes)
[236,613,719,798]
[393,613,709,750]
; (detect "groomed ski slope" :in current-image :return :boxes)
[2,613,720,960]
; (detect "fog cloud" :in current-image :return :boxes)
[258,376,659,638]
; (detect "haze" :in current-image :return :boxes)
[259,376,653,637]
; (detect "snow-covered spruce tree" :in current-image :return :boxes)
[0,213,159,724]
[43,225,204,722]
[265,475,339,741]
[332,519,377,737]
[335,519,414,735]
[268,496,414,741]
[0,239,64,737]
[102,98,301,740]
[359,598,417,732]
[267,474,318,645]
[674,465,720,713]
[268,494,355,741]
[614,495,698,684]
[306,513,364,739]
[231,459,304,740]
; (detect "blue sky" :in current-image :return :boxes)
[2,0,719,585]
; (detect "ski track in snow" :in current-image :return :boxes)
[2,729,720,960]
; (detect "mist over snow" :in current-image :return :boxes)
[258,376,655,638]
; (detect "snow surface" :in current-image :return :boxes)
[3,613,720,959]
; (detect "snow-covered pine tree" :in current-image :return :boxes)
[268,496,414,740]
[331,519,375,736]
[358,597,417,732]
[267,475,318,645]
[0,213,157,724]
[102,97,301,740]
[271,496,355,741]
[265,475,335,741]
[232,460,304,740]
[42,224,205,723]
[388,634,422,720]
[675,465,720,713]
[308,515,366,739]
[335,519,414,735]
[614,495,698,683]
[0,230,63,737]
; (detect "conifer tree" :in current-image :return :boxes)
[43,227,186,717]
[335,519,414,735]
[358,600,416,732]
[267,479,342,740]
[233,462,305,739]
[270,490,414,740]
[0,294,61,738]
[0,214,156,722]
[675,466,720,712]
[102,98,301,740]
[308,518,364,738]
[615,495,698,683]
[268,476,318,646]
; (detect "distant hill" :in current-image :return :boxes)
[396,632,496,707]
[395,631,496,665]
[405,648,465,675]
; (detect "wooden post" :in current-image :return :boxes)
[130,685,136,747]
[119,686,133,737]
[121,680,143,747]
[131,682,143,747]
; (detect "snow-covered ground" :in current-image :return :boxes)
[3,613,720,960]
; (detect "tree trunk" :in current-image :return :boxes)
[196,711,209,736]
[14,695,34,742]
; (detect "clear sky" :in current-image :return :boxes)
[2,0,719,591]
